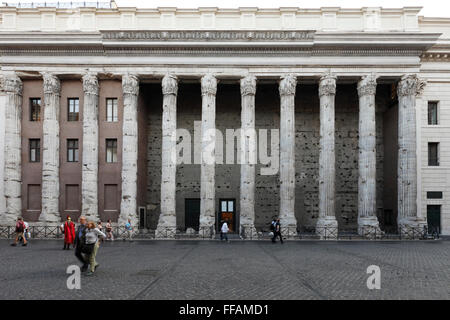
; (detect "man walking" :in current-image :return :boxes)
[74,216,88,272]
[272,219,283,244]
[220,220,229,242]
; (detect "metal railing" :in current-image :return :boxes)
[0,225,438,241]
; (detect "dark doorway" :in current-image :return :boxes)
[185,198,200,231]
[427,205,441,234]
[218,199,236,233]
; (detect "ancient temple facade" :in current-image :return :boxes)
[0,4,449,237]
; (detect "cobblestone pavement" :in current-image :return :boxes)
[1,239,449,300]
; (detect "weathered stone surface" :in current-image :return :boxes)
[2,73,23,224]
[0,77,6,218]
[40,72,61,223]
[397,74,427,235]
[156,74,178,238]
[119,74,140,229]
[239,75,257,237]
[199,74,217,237]
[357,73,382,236]
[279,74,298,235]
[317,72,338,238]
[81,72,100,222]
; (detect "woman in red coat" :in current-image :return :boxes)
[60,216,76,250]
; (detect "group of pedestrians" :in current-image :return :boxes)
[10,217,29,247]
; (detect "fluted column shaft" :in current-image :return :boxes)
[199,74,217,236]
[240,75,257,236]
[40,73,61,223]
[119,74,140,228]
[157,74,178,238]
[3,73,23,223]
[0,83,5,217]
[316,72,338,237]
[81,73,100,221]
[357,74,382,235]
[279,74,298,233]
[397,74,427,232]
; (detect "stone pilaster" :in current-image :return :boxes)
[3,73,23,224]
[40,72,61,224]
[156,74,178,238]
[357,73,382,237]
[81,72,100,222]
[119,74,140,229]
[0,76,6,218]
[397,74,427,236]
[240,75,258,238]
[279,74,298,236]
[199,74,217,238]
[316,72,338,239]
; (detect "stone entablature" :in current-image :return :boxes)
[0,6,424,33]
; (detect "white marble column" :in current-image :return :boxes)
[397,74,427,235]
[357,73,382,237]
[81,72,100,222]
[156,74,178,238]
[119,74,140,229]
[40,73,61,224]
[316,72,338,238]
[2,73,22,224]
[199,74,217,237]
[240,75,258,237]
[0,78,6,218]
[279,74,298,236]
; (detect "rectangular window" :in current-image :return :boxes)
[30,98,41,121]
[29,139,40,162]
[427,192,443,199]
[428,142,439,166]
[68,98,79,121]
[106,98,118,122]
[67,139,79,162]
[428,102,438,125]
[106,139,118,163]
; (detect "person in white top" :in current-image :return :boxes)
[85,221,106,276]
[220,220,229,242]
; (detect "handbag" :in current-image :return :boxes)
[81,243,95,255]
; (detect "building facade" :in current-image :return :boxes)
[1,4,449,237]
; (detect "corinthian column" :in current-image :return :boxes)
[199,74,217,237]
[279,74,298,236]
[316,72,338,239]
[357,73,382,237]
[156,74,178,238]
[397,74,427,235]
[240,75,258,237]
[119,74,140,229]
[3,73,22,224]
[81,72,100,222]
[40,73,61,224]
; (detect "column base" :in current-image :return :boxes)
[398,218,427,239]
[155,226,177,239]
[358,217,384,239]
[282,224,298,238]
[316,217,338,240]
[199,225,215,239]
[239,224,258,239]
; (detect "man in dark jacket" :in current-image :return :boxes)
[272,219,284,244]
[74,216,88,272]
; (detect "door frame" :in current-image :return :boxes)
[427,204,442,234]
[218,198,237,233]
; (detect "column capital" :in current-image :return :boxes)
[319,71,337,97]
[122,73,140,96]
[162,73,178,96]
[201,73,217,96]
[279,74,297,96]
[240,74,257,96]
[357,73,378,97]
[82,72,99,96]
[2,72,23,96]
[41,72,61,95]
[397,74,426,97]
